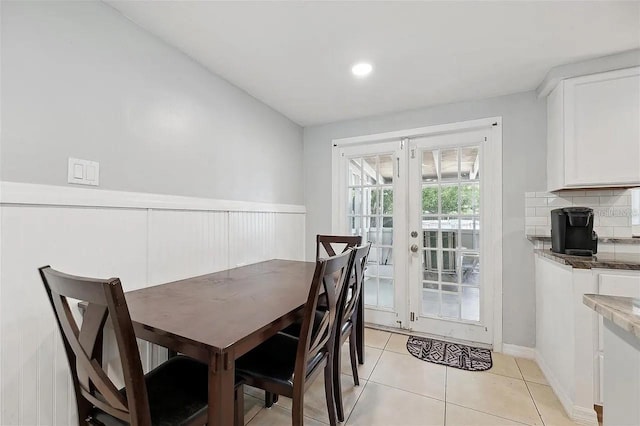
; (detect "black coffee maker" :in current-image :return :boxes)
[550,207,598,256]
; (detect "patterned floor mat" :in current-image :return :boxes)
[406,335,492,371]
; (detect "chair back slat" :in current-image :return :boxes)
[39,266,151,425]
[339,244,371,327]
[78,303,108,393]
[295,250,355,382]
[316,235,362,260]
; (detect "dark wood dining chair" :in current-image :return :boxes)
[235,250,356,426]
[39,266,244,426]
[333,243,371,422]
[316,234,362,259]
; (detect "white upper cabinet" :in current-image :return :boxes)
[547,67,640,192]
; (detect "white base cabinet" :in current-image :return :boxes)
[534,254,640,425]
[602,319,640,426]
[546,67,640,192]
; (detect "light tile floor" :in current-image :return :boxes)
[243,328,579,426]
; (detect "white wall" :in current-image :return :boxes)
[0,0,303,204]
[0,1,307,424]
[303,91,546,347]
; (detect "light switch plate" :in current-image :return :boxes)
[68,157,99,186]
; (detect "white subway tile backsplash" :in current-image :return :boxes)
[598,243,616,253]
[547,197,572,208]
[525,197,548,207]
[599,195,631,207]
[573,196,600,205]
[536,226,551,237]
[535,207,551,217]
[613,227,633,238]
[526,217,548,226]
[597,226,615,237]
[557,190,587,197]
[614,244,640,255]
[600,216,630,227]
[587,190,614,196]
[524,189,633,248]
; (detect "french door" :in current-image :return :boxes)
[334,120,501,346]
[335,141,409,328]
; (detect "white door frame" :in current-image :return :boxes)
[331,117,503,351]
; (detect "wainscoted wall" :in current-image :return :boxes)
[0,182,306,426]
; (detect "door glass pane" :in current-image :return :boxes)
[461,253,480,285]
[441,185,459,215]
[440,148,459,181]
[460,226,480,251]
[460,146,480,180]
[362,156,378,185]
[422,249,438,281]
[460,183,479,215]
[461,286,480,321]
[422,290,439,316]
[379,277,393,308]
[379,155,394,184]
[422,186,438,214]
[441,251,458,283]
[382,188,393,214]
[364,276,378,305]
[368,189,381,215]
[422,150,438,182]
[441,293,460,319]
[348,188,362,215]
[349,158,362,185]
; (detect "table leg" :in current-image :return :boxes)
[208,350,236,426]
[356,292,365,365]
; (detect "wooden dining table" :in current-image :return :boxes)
[125,259,365,426]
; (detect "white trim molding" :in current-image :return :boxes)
[536,350,599,426]
[501,343,535,359]
[0,181,306,214]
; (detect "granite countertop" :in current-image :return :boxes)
[583,294,640,339]
[527,235,640,245]
[535,249,640,270]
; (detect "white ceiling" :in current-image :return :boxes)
[106,1,640,126]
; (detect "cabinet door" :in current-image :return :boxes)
[596,271,640,404]
[564,67,640,187]
[546,83,565,192]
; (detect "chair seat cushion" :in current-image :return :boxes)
[236,333,326,388]
[91,356,216,426]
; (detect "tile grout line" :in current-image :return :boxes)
[344,342,388,425]
[516,359,546,426]
[444,366,448,425]
[445,401,534,426]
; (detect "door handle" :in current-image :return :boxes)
[410,244,419,253]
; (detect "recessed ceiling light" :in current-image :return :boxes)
[351,62,373,77]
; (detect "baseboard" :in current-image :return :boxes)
[501,343,535,359]
[535,350,598,426]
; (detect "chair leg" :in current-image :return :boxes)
[292,387,304,426]
[349,333,360,386]
[324,358,338,426]
[272,394,279,403]
[334,339,345,422]
[264,391,274,408]
[235,385,244,426]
